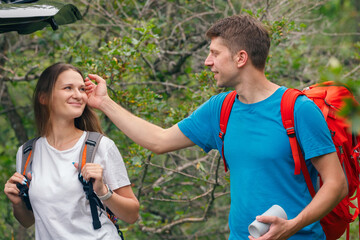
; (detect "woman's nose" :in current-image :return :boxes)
[73,89,82,99]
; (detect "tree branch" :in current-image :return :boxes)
[342,64,360,79]
[138,155,224,234]
[137,155,151,200]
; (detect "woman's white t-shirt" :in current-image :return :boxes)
[16,131,131,240]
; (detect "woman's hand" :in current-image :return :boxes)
[73,162,139,223]
[4,172,35,228]
[76,163,108,196]
[4,172,31,206]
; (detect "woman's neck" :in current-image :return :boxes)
[46,120,84,151]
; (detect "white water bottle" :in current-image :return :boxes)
[248,205,288,238]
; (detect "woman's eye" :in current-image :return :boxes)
[80,87,86,92]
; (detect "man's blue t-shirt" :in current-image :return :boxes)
[177,86,335,239]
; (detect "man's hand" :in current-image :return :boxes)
[248,216,297,240]
[85,74,110,109]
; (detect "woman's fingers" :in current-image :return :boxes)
[80,163,106,195]
[87,74,105,84]
[81,163,103,182]
[4,172,28,204]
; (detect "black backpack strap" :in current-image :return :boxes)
[77,132,124,238]
[78,174,105,230]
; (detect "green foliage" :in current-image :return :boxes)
[0,0,359,239]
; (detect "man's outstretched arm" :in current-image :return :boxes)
[85,74,195,154]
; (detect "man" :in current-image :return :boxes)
[85,15,347,239]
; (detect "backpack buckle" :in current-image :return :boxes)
[219,131,225,140]
[286,127,296,137]
[85,139,97,146]
[23,145,32,154]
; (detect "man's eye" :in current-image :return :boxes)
[210,51,218,56]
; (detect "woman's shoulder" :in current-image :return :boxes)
[85,132,117,153]
[99,134,115,147]
[86,132,124,167]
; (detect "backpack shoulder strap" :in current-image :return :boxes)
[77,131,104,230]
[78,131,104,171]
[77,132,124,238]
[281,88,304,175]
[19,137,39,211]
[281,88,316,197]
[21,137,40,176]
[219,90,237,172]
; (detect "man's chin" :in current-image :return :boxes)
[216,80,235,89]
[216,81,226,88]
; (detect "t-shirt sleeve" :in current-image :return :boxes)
[15,146,22,173]
[294,96,336,160]
[96,137,131,190]
[177,93,227,153]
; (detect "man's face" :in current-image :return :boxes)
[204,37,239,88]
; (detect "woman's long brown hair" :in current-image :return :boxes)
[33,63,103,136]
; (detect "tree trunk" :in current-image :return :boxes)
[0,34,29,240]
[0,35,28,143]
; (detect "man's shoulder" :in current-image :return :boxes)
[193,91,232,116]
[294,94,319,112]
[207,91,233,105]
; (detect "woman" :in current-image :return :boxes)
[4,63,139,239]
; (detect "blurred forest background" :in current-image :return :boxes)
[0,0,359,239]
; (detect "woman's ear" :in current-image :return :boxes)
[38,93,47,105]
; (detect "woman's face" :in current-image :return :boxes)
[50,69,88,121]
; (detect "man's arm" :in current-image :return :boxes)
[249,151,348,240]
[85,74,195,154]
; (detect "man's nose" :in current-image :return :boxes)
[204,54,213,66]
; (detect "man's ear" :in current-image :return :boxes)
[235,50,248,68]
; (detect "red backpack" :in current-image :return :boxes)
[219,81,360,239]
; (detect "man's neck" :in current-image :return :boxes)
[234,70,279,104]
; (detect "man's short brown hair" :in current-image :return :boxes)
[206,15,270,70]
